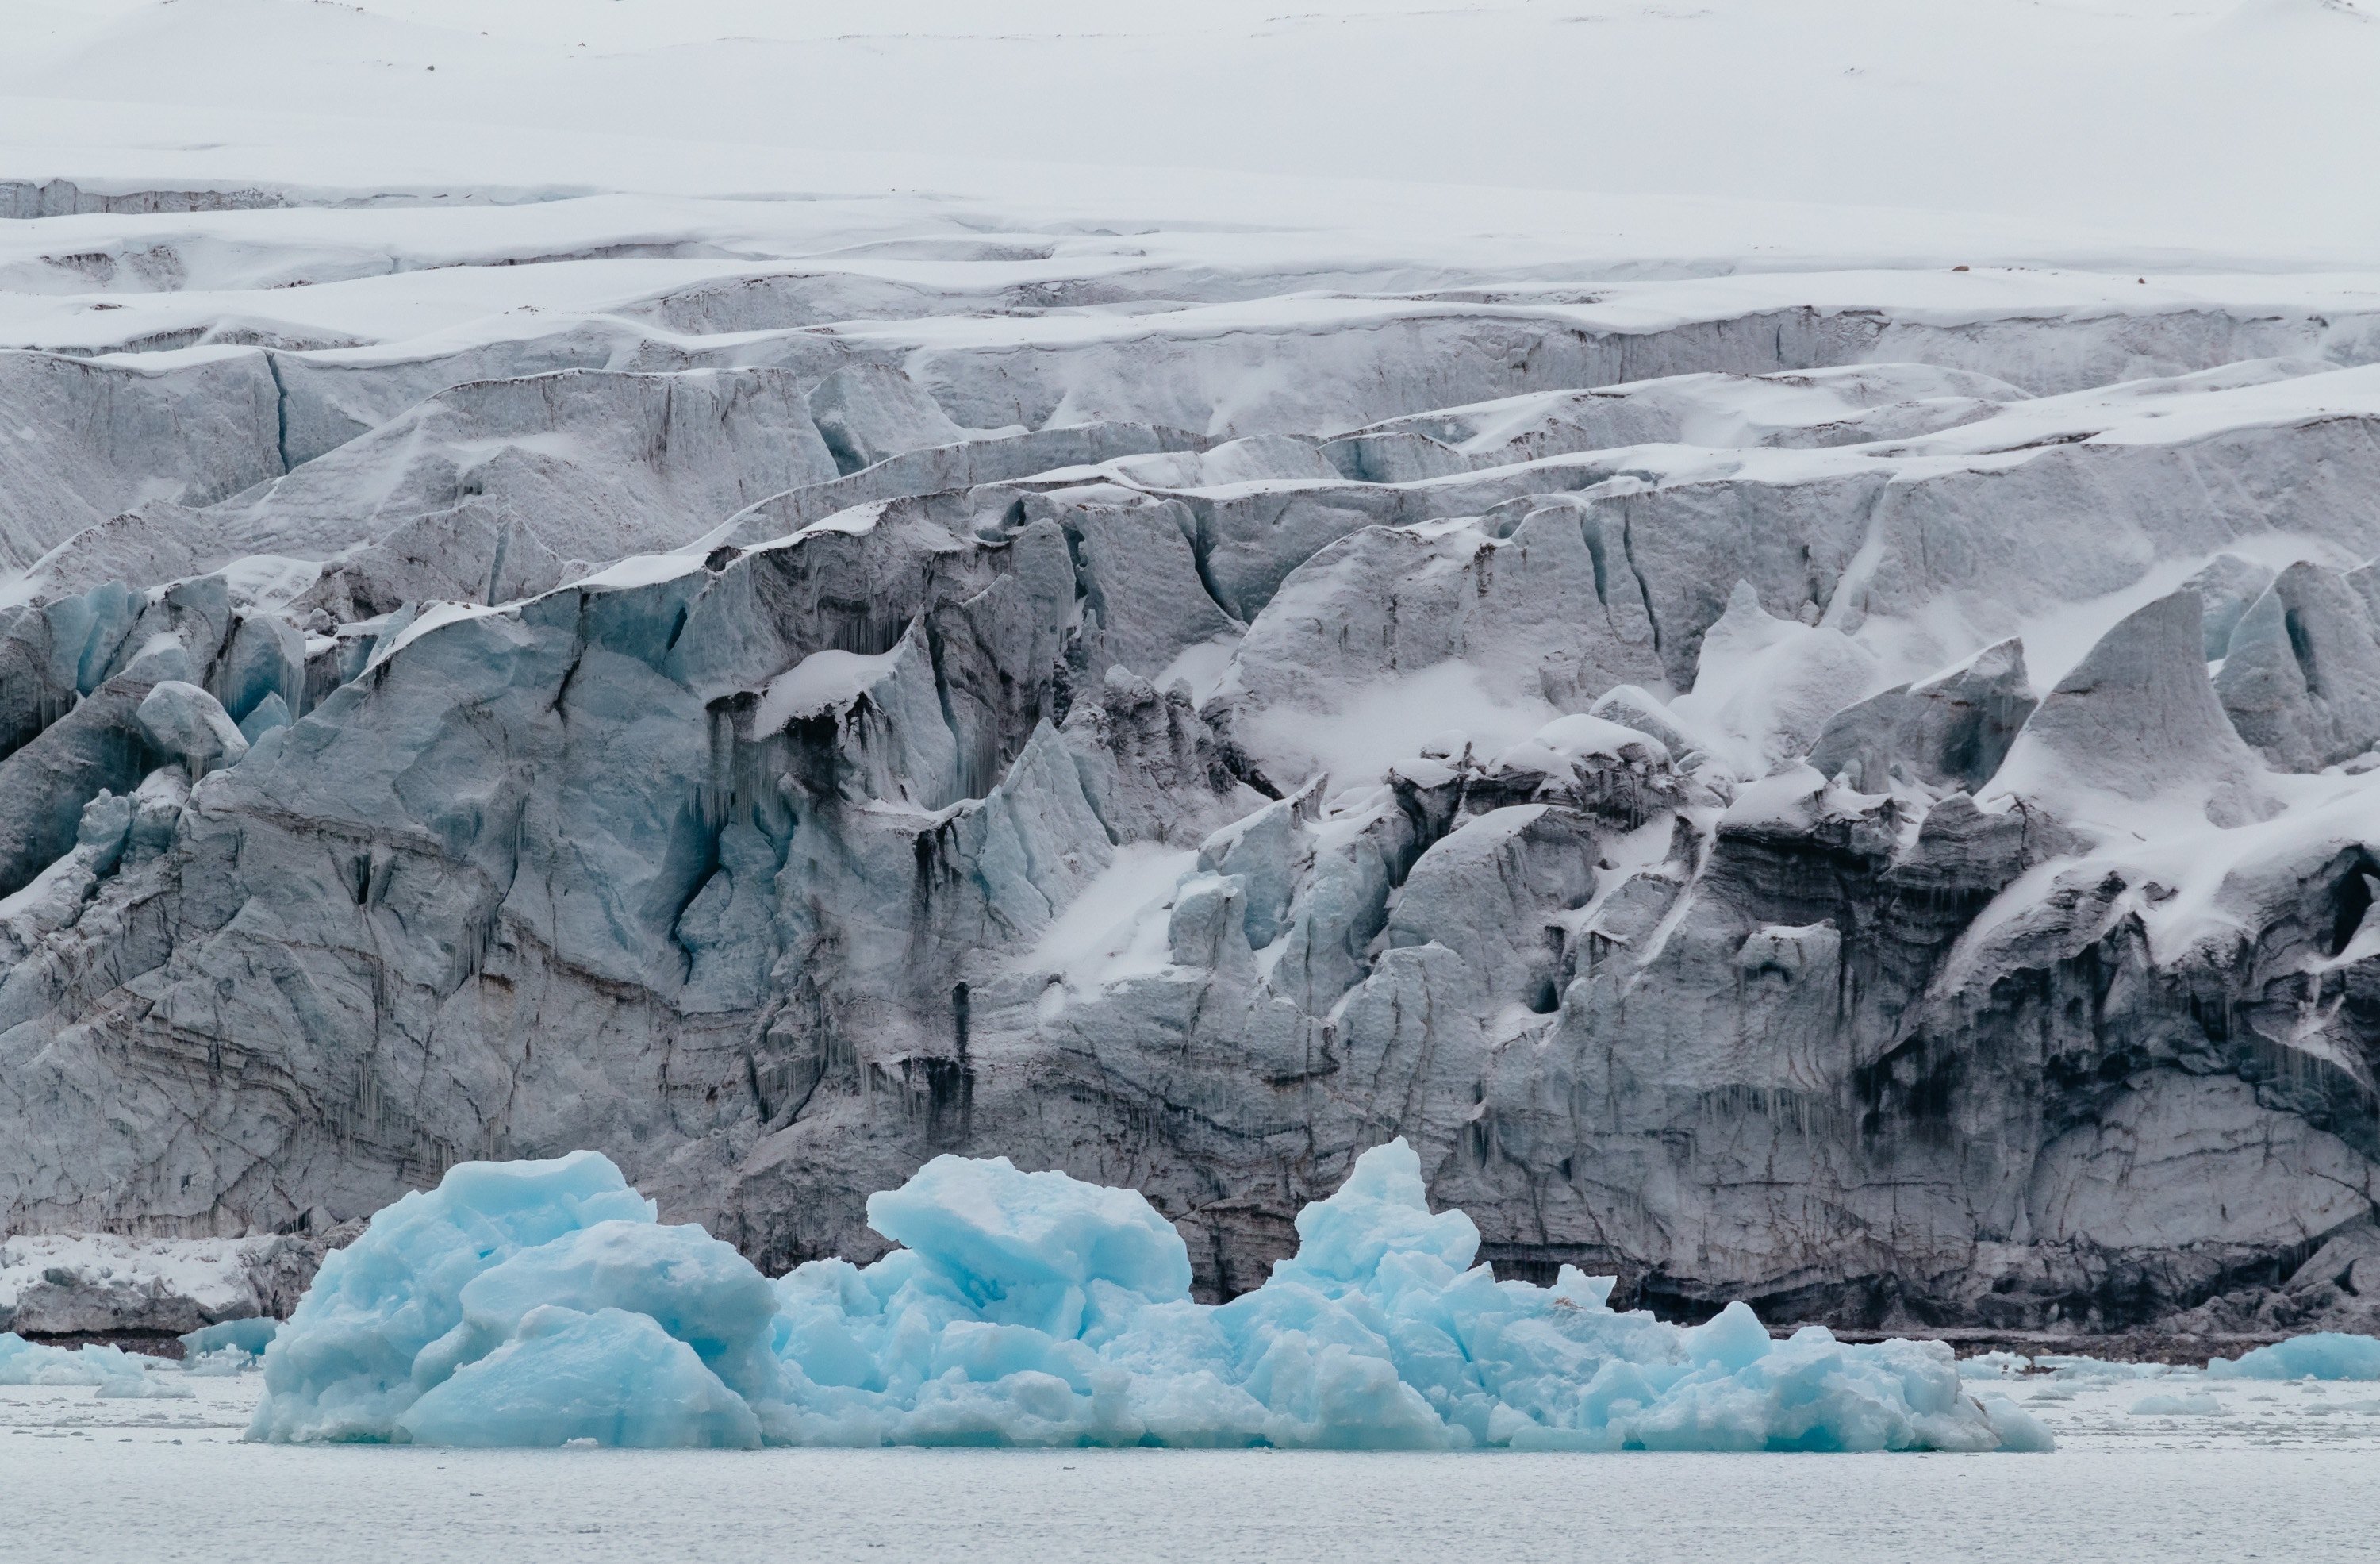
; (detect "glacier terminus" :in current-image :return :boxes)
[8,11,2380,1537]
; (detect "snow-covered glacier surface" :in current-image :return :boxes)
[9,0,2380,1358]
[250,1147,2047,1452]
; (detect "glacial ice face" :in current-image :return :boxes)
[135,680,247,778]
[10,174,2380,1347]
[0,1231,313,1337]
[253,1143,2045,1452]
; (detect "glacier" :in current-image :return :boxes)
[5,0,2380,1362]
[0,1230,313,1336]
[250,1145,2050,1451]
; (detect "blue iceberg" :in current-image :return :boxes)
[180,1318,280,1359]
[0,1332,193,1397]
[180,1318,280,1376]
[401,1305,766,1448]
[251,1140,2051,1452]
[1,1332,118,1385]
[2206,1332,2380,1381]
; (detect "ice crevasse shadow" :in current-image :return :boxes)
[244,1139,2053,1453]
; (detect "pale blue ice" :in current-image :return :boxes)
[179,1318,280,1375]
[251,1139,2059,1451]
[180,1319,280,1359]
[2208,1333,2380,1381]
[0,1332,193,1397]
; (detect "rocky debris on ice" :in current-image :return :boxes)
[0,1230,327,1335]
[251,1147,2052,1452]
[2151,1220,2380,1341]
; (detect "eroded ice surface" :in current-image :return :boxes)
[252,1143,2048,1452]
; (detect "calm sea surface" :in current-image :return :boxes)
[7,1376,2376,1562]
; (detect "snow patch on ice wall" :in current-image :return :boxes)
[251,1143,2052,1452]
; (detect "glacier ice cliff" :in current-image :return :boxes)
[251,1145,2050,1451]
[4,180,2380,1347]
[0,1228,321,1337]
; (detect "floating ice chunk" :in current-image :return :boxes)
[181,1314,278,1371]
[1630,1325,1996,1453]
[95,1353,196,1399]
[259,1140,2054,1451]
[1975,1396,2057,1452]
[2033,1354,2174,1381]
[249,1149,674,1442]
[1957,1350,2031,1381]
[397,1306,762,1449]
[2130,1392,2224,1416]
[0,1332,110,1385]
[180,1317,278,1362]
[864,1153,1194,1336]
[2207,1332,2380,1381]
[780,1139,2040,1452]
[0,1332,191,1395]
[254,1164,782,1446]
[1266,1137,1480,1285]
[420,1219,783,1408]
